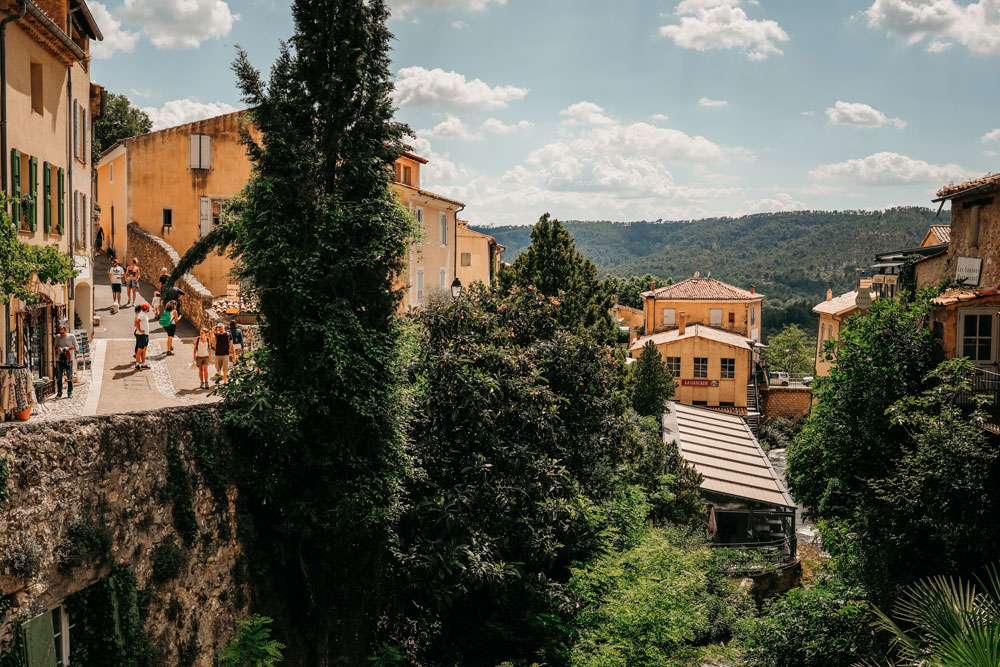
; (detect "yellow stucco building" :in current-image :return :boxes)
[2,0,102,383]
[456,220,503,288]
[811,284,873,377]
[95,114,486,309]
[629,277,764,409]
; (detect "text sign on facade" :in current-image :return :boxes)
[682,379,719,387]
[956,257,982,286]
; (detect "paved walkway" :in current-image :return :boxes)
[26,255,223,423]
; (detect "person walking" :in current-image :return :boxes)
[210,323,234,384]
[124,258,141,306]
[108,259,125,310]
[194,327,212,389]
[94,226,104,253]
[134,304,150,370]
[161,301,181,355]
[152,291,162,318]
[229,320,244,357]
[158,267,169,293]
[53,326,77,399]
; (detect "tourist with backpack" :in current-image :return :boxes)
[229,320,244,356]
[194,328,211,389]
[160,302,180,355]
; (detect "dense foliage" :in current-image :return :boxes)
[629,340,676,417]
[762,324,814,375]
[92,92,152,156]
[739,577,876,667]
[0,193,76,305]
[479,207,941,304]
[220,616,285,667]
[389,286,703,664]
[600,273,670,310]
[499,214,617,344]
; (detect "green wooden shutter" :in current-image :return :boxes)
[28,156,38,231]
[10,148,21,225]
[23,611,57,667]
[43,162,52,233]
[57,168,65,235]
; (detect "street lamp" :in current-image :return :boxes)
[450,277,463,299]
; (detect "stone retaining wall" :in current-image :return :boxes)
[760,386,812,423]
[127,222,223,333]
[0,406,248,665]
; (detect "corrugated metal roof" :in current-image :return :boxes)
[665,402,795,508]
[641,277,763,301]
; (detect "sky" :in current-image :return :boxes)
[89,0,1000,226]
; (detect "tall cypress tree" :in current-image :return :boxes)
[216,1,417,663]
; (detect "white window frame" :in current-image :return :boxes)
[957,308,998,368]
[666,356,681,376]
[663,308,676,326]
[710,308,722,327]
[416,267,424,305]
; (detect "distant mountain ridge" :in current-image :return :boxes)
[474,207,947,304]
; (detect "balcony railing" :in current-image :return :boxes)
[957,367,1000,428]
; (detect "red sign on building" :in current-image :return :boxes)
[681,379,718,387]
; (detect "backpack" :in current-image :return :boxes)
[159,311,172,327]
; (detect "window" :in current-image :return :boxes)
[728,312,735,327]
[43,161,52,233]
[30,62,43,114]
[73,191,81,243]
[416,268,424,305]
[750,307,756,325]
[162,208,173,226]
[27,155,38,232]
[960,311,996,364]
[81,106,87,162]
[402,165,412,185]
[212,199,223,226]
[188,134,211,169]
[73,100,80,159]
[666,356,680,376]
[109,162,113,183]
[710,308,722,326]
[692,400,708,406]
[820,323,826,345]
[693,357,708,378]
[719,401,735,407]
[663,308,676,326]
[440,267,447,290]
[720,358,735,379]
[461,252,472,267]
[439,212,447,246]
[414,207,424,245]
[52,605,70,666]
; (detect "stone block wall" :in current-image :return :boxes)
[760,386,812,423]
[0,406,248,665]
[127,222,223,333]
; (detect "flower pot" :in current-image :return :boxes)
[14,406,32,421]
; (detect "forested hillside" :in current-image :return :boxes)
[476,207,945,337]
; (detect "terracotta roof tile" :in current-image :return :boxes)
[813,290,873,316]
[932,288,1000,306]
[629,323,755,352]
[929,225,951,244]
[936,173,1000,199]
[642,277,762,301]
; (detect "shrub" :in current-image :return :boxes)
[57,515,112,572]
[738,577,876,667]
[151,539,185,583]
[2,535,42,579]
[219,615,284,667]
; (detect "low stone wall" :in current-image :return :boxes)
[0,406,248,665]
[760,386,812,423]
[127,222,223,333]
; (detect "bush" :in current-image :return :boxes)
[151,539,185,583]
[219,615,284,667]
[738,577,876,667]
[2,535,42,579]
[58,515,112,572]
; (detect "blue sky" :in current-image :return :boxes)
[90,0,1000,226]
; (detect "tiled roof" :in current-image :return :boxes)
[936,173,1000,199]
[813,290,873,316]
[642,277,762,301]
[928,225,951,244]
[629,323,755,352]
[665,402,794,508]
[932,288,1000,306]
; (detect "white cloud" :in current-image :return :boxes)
[927,38,953,52]
[559,101,616,127]
[801,110,815,116]
[417,114,482,140]
[390,0,505,16]
[864,0,1000,56]
[119,0,237,49]
[88,2,140,59]
[650,113,671,122]
[660,0,790,61]
[982,129,1000,143]
[825,101,906,129]
[984,150,999,157]
[409,136,478,186]
[451,20,470,29]
[698,97,728,107]
[393,67,527,110]
[481,118,534,134]
[742,192,806,213]
[808,152,975,185]
[142,99,239,131]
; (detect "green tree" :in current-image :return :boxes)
[220,616,285,667]
[92,93,152,156]
[763,323,814,375]
[174,1,418,663]
[500,213,616,344]
[629,340,676,417]
[601,273,670,310]
[1,192,75,305]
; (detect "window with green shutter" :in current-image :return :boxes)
[10,148,21,226]
[23,610,57,667]
[57,167,65,235]
[43,162,52,233]
[29,155,38,232]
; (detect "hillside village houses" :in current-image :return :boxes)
[1,0,103,393]
[94,113,498,318]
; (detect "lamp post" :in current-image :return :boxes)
[450,277,462,299]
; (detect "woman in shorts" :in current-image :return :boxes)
[163,301,181,356]
[125,258,141,306]
[194,328,211,389]
[211,323,234,384]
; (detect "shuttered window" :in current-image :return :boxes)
[73,100,80,159]
[57,168,65,235]
[24,610,57,667]
[710,308,722,327]
[28,156,38,231]
[43,162,52,233]
[439,212,447,246]
[10,148,21,226]
[189,134,211,169]
[663,308,675,326]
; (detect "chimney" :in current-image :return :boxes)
[826,282,833,301]
[749,284,755,295]
[613,294,619,306]
[650,281,656,291]
[693,270,700,279]
[678,311,687,335]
